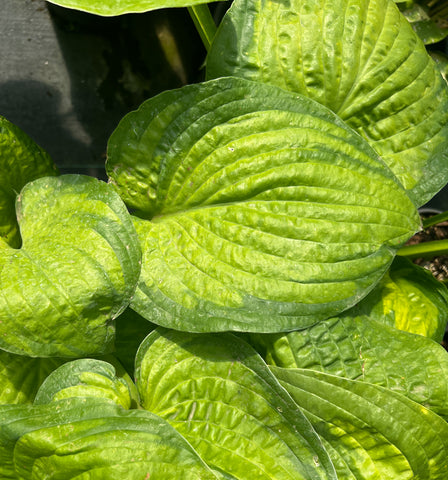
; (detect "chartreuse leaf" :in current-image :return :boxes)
[272,367,448,479]
[249,312,448,418]
[45,0,213,15]
[33,358,135,409]
[207,0,448,207]
[355,256,448,341]
[0,175,141,358]
[0,400,108,480]
[107,76,419,333]
[0,350,66,405]
[0,398,218,480]
[0,116,58,248]
[135,328,337,480]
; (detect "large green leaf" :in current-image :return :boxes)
[135,328,337,480]
[207,0,448,207]
[249,313,448,418]
[0,398,218,479]
[0,175,141,357]
[0,350,66,405]
[0,116,58,248]
[273,367,448,479]
[107,76,419,333]
[45,0,213,15]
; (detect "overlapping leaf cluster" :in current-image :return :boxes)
[2,0,448,478]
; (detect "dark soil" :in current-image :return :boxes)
[406,217,448,282]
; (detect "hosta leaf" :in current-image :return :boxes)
[249,313,448,418]
[135,328,337,480]
[107,77,419,333]
[0,399,120,480]
[399,2,448,44]
[0,398,217,480]
[354,256,448,341]
[0,116,58,248]
[0,175,141,357]
[45,0,214,15]
[272,367,448,479]
[207,0,448,207]
[0,350,65,405]
[34,358,134,409]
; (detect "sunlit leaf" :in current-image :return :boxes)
[0,398,217,479]
[107,77,419,333]
[136,328,337,479]
[207,0,448,206]
[45,0,215,15]
[0,175,141,357]
[273,367,448,479]
[249,311,448,418]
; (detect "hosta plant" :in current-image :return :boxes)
[2,0,448,477]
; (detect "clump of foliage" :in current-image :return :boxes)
[2,0,448,477]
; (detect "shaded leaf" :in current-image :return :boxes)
[430,51,448,84]
[399,1,448,44]
[113,307,155,376]
[0,116,58,248]
[0,350,65,405]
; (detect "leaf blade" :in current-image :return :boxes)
[272,367,448,479]
[0,175,141,357]
[135,328,337,480]
[108,77,420,332]
[207,0,448,206]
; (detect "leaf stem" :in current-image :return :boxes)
[397,239,448,259]
[397,209,448,258]
[188,4,217,52]
[422,210,448,229]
